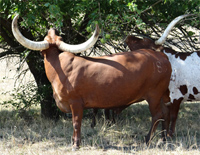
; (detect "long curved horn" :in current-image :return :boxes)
[155,14,192,45]
[58,25,100,53]
[12,14,49,50]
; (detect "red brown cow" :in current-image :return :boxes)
[12,14,171,150]
[125,14,196,137]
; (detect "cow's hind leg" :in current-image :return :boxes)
[105,109,115,126]
[91,108,98,128]
[161,98,170,141]
[169,99,182,137]
[145,98,163,146]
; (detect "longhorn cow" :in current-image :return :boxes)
[125,14,196,137]
[12,14,171,150]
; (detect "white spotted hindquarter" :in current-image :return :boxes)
[164,50,200,103]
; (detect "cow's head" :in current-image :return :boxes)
[125,14,192,52]
[12,14,99,54]
[125,36,163,52]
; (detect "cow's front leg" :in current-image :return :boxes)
[70,103,83,151]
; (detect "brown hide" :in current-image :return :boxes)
[41,29,171,149]
[125,35,187,137]
[125,36,163,52]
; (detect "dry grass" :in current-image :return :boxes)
[0,102,200,155]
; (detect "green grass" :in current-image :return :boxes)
[0,102,200,155]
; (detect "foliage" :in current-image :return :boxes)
[1,0,199,52]
[0,0,200,117]
[1,81,39,111]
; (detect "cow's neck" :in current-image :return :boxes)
[43,49,76,84]
[43,48,62,83]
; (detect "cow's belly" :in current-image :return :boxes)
[82,78,163,109]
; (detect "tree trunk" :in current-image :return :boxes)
[0,16,59,119]
[26,51,60,120]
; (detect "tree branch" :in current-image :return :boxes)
[0,24,16,47]
[0,49,19,58]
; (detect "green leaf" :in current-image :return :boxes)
[86,26,92,32]
[100,38,106,44]
[44,3,50,7]
[105,33,111,39]
[188,31,195,36]
[127,2,138,12]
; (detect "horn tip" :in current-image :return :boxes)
[95,24,100,37]
[13,13,19,20]
[12,14,19,26]
[155,40,162,45]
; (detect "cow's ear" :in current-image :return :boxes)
[144,38,152,45]
[144,38,151,43]
[158,46,164,51]
[152,45,164,52]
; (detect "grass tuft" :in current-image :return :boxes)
[0,102,200,154]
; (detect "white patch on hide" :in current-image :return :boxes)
[163,50,200,102]
[53,85,71,113]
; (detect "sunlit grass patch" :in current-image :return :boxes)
[0,102,200,154]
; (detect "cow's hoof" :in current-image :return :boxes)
[91,122,95,128]
[145,135,151,147]
[72,145,79,151]
[168,130,174,137]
